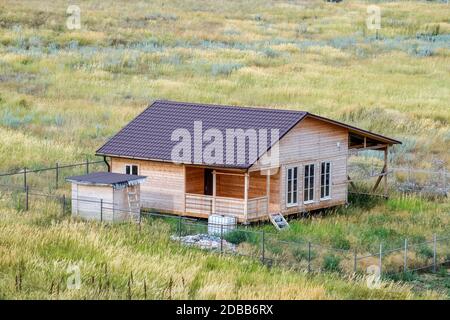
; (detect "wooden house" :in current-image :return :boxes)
[96,100,401,224]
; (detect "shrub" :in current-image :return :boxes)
[211,62,243,76]
[261,48,280,58]
[331,235,351,250]
[224,230,248,245]
[322,254,341,272]
[415,244,434,260]
[292,247,315,262]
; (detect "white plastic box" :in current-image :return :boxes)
[208,214,237,235]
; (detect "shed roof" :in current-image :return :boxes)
[66,172,146,188]
[96,100,401,168]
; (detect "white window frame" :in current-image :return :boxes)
[125,164,139,175]
[320,161,332,200]
[303,163,315,204]
[286,166,298,207]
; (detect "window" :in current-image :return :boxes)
[286,167,298,206]
[125,164,139,175]
[304,164,315,203]
[320,162,331,199]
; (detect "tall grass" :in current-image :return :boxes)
[0,201,443,299]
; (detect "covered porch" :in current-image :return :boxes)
[184,166,279,223]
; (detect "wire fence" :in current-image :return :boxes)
[1,183,448,280]
[0,158,107,193]
[348,161,449,197]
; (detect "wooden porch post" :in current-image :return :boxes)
[244,172,249,223]
[266,170,270,215]
[212,170,216,214]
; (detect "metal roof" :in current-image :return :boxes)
[66,172,146,188]
[96,100,308,168]
[96,100,401,169]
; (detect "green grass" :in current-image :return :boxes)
[0,0,449,299]
[259,194,450,252]
[0,202,445,300]
[0,0,449,170]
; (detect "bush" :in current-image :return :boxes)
[322,254,341,272]
[331,235,351,250]
[292,247,315,262]
[211,62,243,76]
[415,244,434,260]
[224,230,248,245]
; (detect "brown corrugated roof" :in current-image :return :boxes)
[96,100,401,168]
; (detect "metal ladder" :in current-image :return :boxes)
[268,212,290,231]
[126,185,140,221]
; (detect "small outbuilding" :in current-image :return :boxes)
[66,172,146,222]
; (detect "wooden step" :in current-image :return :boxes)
[269,213,290,231]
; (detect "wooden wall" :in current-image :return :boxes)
[185,166,204,194]
[280,116,348,214]
[216,171,244,198]
[251,116,348,215]
[71,184,114,221]
[111,157,185,213]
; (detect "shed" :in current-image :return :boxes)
[66,172,146,222]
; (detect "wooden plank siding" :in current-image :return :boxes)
[111,157,185,214]
[71,184,114,221]
[109,116,349,221]
[272,116,348,215]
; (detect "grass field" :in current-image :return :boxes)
[0,202,446,299]
[0,0,449,299]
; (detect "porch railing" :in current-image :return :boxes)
[247,196,268,220]
[185,193,268,221]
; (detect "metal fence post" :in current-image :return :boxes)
[23,168,27,191]
[25,185,29,211]
[220,224,224,253]
[404,238,408,273]
[100,199,103,222]
[55,162,59,189]
[261,230,265,264]
[433,234,437,273]
[86,158,90,174]
[62,194,66,215]
[178,215,182,238]
[138,210,142,231]
[308,242,311,273]
[379,243,383,277]
[353,250,357,273]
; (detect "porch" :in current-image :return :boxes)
[184,166,279,223]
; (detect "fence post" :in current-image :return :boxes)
[23,167,27,191]
[138,210,142,232]
[220,224,223,254]
[55,162,59,189]
[404,238,408,273]
[100,199,103,222]
[261,230,265,264]
[25,185,29,211]
[178,215,182,239]
[433,234,437,273]
[62,194,66,215]
[307,242,311,273]
[86,158,90,174]
[353,250,357,273]
[379,243,383,277]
